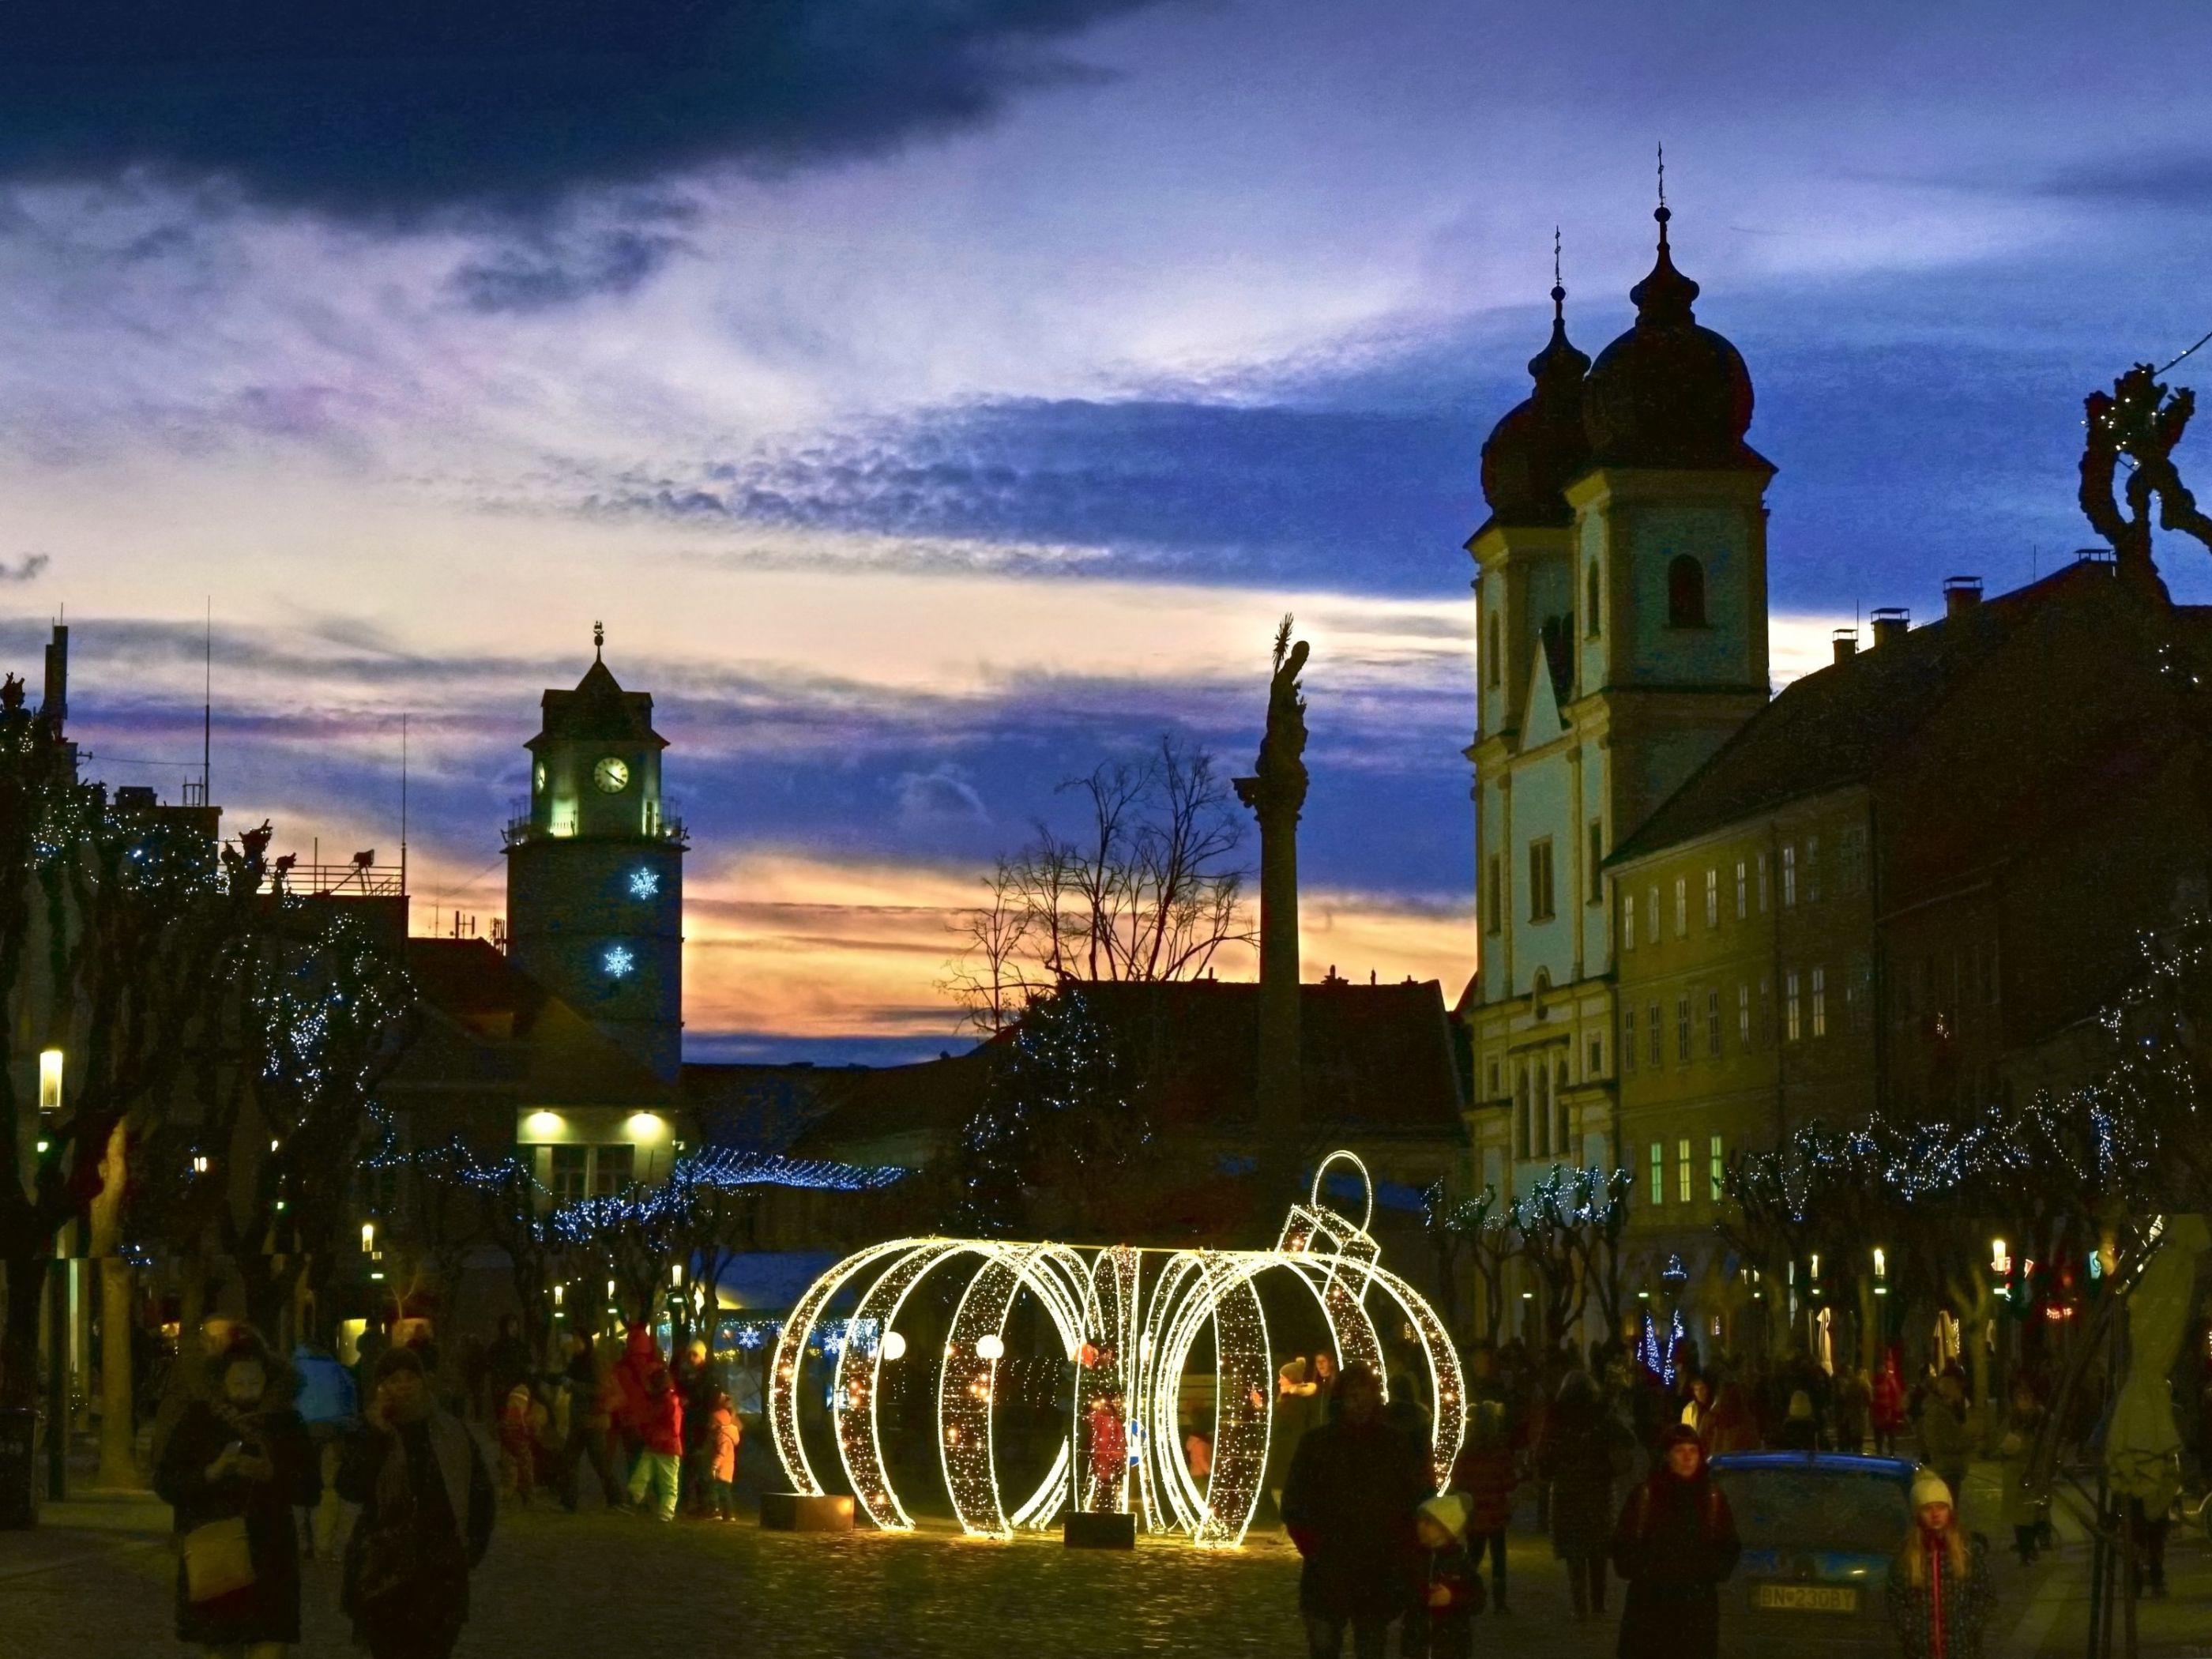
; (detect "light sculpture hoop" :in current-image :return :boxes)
[767,1150,1465,1548]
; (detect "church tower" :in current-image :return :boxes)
[1467,200,1774,1236]
[505,628,686,1082]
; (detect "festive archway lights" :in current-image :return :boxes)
[768,1150,1465,1547]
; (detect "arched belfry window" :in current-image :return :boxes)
[1586,562,1601,636]
[1667,555,1707,629]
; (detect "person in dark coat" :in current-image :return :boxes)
[672,1337,724,1516]
[153,1328,320,1654]
[1609,1424,1741,1659]
[1447,1399,1518,1612]
[337,1345,495,1659]
[1536,1369,1633,1622]
[1887,1470,1995,1659]
[1281,1362,1426,1659]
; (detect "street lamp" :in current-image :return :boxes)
[1873,1246,1888,1296]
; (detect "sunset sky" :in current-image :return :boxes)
[3,1,2209,1060]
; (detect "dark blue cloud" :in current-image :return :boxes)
[450,224,690,314]
[0,0,1173,217]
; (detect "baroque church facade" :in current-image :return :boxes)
[1465,203,1774,1236]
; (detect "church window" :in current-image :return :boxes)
[1675,995,1691,1063]
[1672,877,1687,937]
[1527,840,1556,922]
[1587,820,1604,905]
[1805,835,1823,902]
[1811,966,1828,1037]
[1620,892,1635,951]
[1649,1141,1665,1206]
[1623,1010,1638,1073]
[1785,970,1801,1042]
[1487,613,1502,687]
[1666,555,1707,628]
[1677,1138,1693,1203]
[1781,844,1797,908]
[1586,562,1601,636]
[1647,1004,1662,1068]
[1704,868,1718,928]
[1706,989,1721,1057]
[1735,859,1747,920]
[1840,826,1868,895]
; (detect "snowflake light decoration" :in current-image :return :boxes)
[603,944,634,979]
[628,867,660,899]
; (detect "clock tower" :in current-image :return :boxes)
[505,626,686,1082]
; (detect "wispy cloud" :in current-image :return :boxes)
[0,553,48,584]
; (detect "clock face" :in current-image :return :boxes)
[592,757,630,794]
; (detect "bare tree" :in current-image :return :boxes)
[943,735,1251,1033]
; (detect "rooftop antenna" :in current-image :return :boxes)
[400,713,409,916]
[201,598,212,803]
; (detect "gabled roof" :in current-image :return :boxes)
[1609,559,2158,866]
[530,656,666,750]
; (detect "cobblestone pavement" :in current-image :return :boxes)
[1,1470,2200,1658]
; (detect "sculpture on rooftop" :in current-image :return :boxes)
[2081,363,2212,575]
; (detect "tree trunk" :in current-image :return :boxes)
[89,1119,140,1488]
[1,1256,45,1407]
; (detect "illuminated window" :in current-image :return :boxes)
[37,1050,62,1114]
[592,1144,634,1196]
[628,867,660,900]
[1785,970,1802,1042]
[1709,1134,1725,1202]
[1811,966,1828,1037]
[1649,1141,1665,1205]
[1676,1138,1692,1203]
[603,945,635,979]
[1704,868,1718,928]
[1781,844,1798,908]
[1734,859,1747,920]
[1621,892,1635,951]
[549,1146,588,1206]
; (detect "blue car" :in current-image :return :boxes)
[1708,1451,1918,1657]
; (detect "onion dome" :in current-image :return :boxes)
[1477,276,1592,530]
[1582,205,1767,472]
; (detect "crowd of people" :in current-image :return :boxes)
[1258,1335,2086,1659]
[148,1311,746,1659]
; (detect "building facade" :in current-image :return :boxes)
[1465,206,1774,1286]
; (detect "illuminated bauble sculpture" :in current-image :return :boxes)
[768,1150,1465,1548]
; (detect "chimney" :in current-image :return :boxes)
[40,623,66,730]
[1870,607,1909,648]
[1831,628,1858,665]
[1943,576,1982,619]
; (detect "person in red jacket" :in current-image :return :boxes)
[1402,1491,1484,1658]
[1871,1352,1909,1458]
[625,1366,684,1521]
[1447,1400,1518,1613]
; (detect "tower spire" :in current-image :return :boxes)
[593,619,604,661]
[1552,225,1564,322]
[1657,141,1668,244]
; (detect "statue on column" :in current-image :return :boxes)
[1237,616,1310,1219]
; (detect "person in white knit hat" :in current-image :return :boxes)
[1886,1469,1994,1659]
[1403,1490,1484,1658]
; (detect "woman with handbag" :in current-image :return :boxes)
[153,1327,320,1658]
[337,1345,495,1659]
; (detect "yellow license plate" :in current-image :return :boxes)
[1753,1582,1860,1613]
